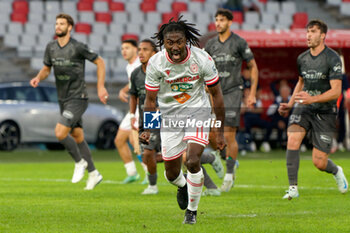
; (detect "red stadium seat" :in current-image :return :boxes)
[12,1,29,14]
[109,1,125,11]
[144,0,159,3]
[141,2,156,12]
[79,0,94,2]
[233,11,243,24]
[95,12,112,24]
[258,0,268,3]
[122,33,139,42]
[162,12,178,23]
[11,13,27,23]
[172,2,187,12]
[291,12,308,29]
[75,23,92,34]
[208,22,216,31]
[343,0,350,2]
[77,1,93,11]
[191,0,205,2]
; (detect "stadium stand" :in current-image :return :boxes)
[0,0,347,83]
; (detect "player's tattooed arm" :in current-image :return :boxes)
[208,83,226,150]
[246,59,258,108]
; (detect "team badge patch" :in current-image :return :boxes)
[190,63,198,73]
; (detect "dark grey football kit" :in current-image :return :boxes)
[129,65,161,153]
[289,46,342,154]
[44,38,98,129]
[43,38,98,171]
[205,32,254,127]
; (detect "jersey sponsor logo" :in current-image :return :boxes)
[302,70,326,81]
[173,93,191,104]
[212,54,236,62]
[51,58,75,67]
[144,110,161,129]
[171,83,193,92]
[165,75,200,84]
[57,75,70,81]
[190,63,199,73]
[218,71,231,78]
[62,110,74,119]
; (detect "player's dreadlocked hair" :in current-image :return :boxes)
[152,15,201,48]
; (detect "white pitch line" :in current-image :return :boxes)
[0,177,337,190]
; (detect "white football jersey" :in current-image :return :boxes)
[145,46,218,115]
[126,57,141,84]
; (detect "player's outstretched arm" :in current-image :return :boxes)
[30,65,51,88]
[94,56,108,104]
[208,83,226,150]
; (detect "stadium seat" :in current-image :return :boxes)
[281,1,297,15]
[181,12,195,23]
[142,24,158,36]
[109,23,125,35]
[241,23,257,30]
[28,1,44,14]
[93,23,109,34]
[112,12,128,24]
[11,13,27,24]
[62,1,78,16]
[156,2,172,13]
[0,24,6,35]
[77,1,93,11]
[121,33,139,42]
[204,2,218,13]
[93,1,109,12]
[95,12,112,24]
[265,1,280,14]
[21,34,37,47]
[79,12,95,24]
[140,2,157,12]
[188,2,203,13]
[17,45,33,58]
[291,12,308,29]
[4,34,20,47]
[7,23,23,35]
[129,12,145,24]
[12,1,29,14]
[73,33,88,44]
[196,12,211,25]
[125,24,142,34]
[41,23,54,34]
[245,12,260,25]
[105,34,122,46]
[146,12,161,24]
[45,1,61,15]
[109,1,125,11]
[172,2,187,12]
[233,11,243,24]
[162,12,178,23]
[0,13,11,24]
[144,0,159,3]
[31,57,44,70]
[208,22,216,31]
[125,2,140,13]
[89,34,105,50]
[277,13,293,27]
[0,2,12,14]
[261,13,275,26]
[340,2,350,16]
[24,23,40,35]
[28,13,44,24]
[230,23,240,30]
[75,23,92,34]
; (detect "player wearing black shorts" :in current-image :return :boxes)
[278,19,348,199]
[205,9,258,192]
[129,39,160,195]
[30,13,108,190]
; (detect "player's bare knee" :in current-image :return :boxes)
[165,170,178,181]
[55,129,67,141]
[185,157,200,173]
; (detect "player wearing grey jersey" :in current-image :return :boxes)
[205,9,258,192]
[140,17,226,224]
[278,19,348,200]
[30,14,107,190]
[129,39,160,195]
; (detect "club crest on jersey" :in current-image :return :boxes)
[190,63,199,73]
[165,70,171,76]
[171,83,193,92]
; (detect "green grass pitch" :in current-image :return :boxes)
[0,150,349,233]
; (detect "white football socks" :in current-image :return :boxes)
[187,168,204,211]
[124,161,137,176]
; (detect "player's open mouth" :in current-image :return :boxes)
[172,53,181,61]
